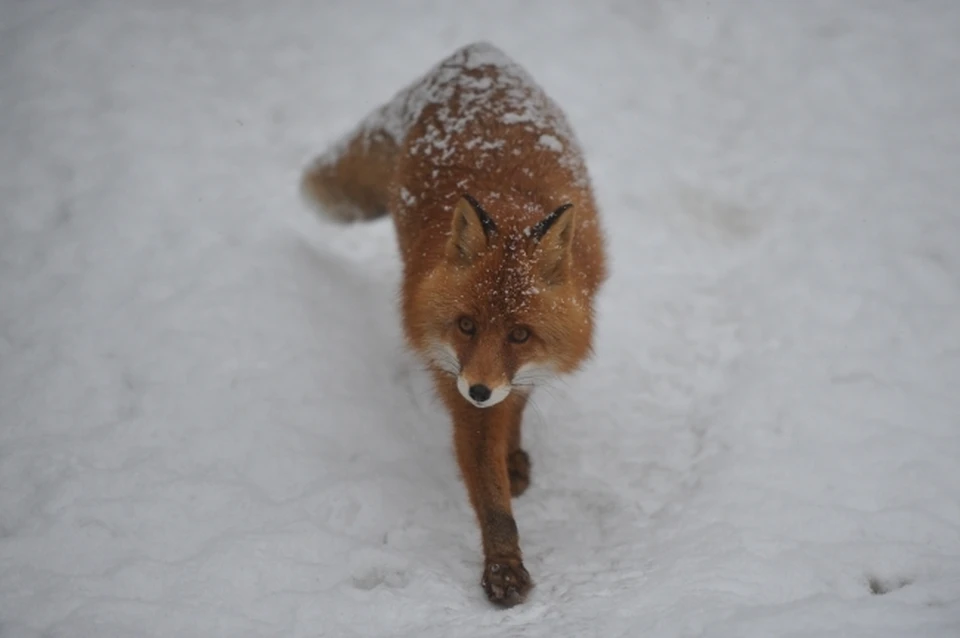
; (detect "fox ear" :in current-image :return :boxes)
[531,203,576,284]
[447,194,496,263]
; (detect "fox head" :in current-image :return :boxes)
[406,193,598,408]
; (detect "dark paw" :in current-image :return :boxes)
[481,556,532,607]
[508,448,531,497]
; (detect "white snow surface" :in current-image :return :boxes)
[2,1,959,636]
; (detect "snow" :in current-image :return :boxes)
[537,134,564,153]
[399,188,416,207]
[1,0,959,636]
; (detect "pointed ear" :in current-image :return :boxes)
[530,203,576,284]
[446,194,496,263]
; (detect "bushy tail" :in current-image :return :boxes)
[299,123,398,223]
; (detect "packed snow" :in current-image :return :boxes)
[2,1,959,636]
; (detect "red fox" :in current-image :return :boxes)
[301,42,607,606]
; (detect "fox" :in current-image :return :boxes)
[300,42,607,607]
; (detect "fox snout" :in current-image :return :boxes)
[456,375,510,408]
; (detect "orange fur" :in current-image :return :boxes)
[301,42,607,606]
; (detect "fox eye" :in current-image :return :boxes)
[458,316,477,335]
[508,326,530,344]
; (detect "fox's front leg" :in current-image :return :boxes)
[450,394,533,607]
[506,401,531,497]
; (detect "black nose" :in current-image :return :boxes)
[469,384,492,403]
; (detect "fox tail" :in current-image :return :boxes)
[299,116,398,223]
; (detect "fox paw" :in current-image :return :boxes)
[508,449,531,497]
[481,556,532,607]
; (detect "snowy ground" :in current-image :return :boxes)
[2,1,959,636]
